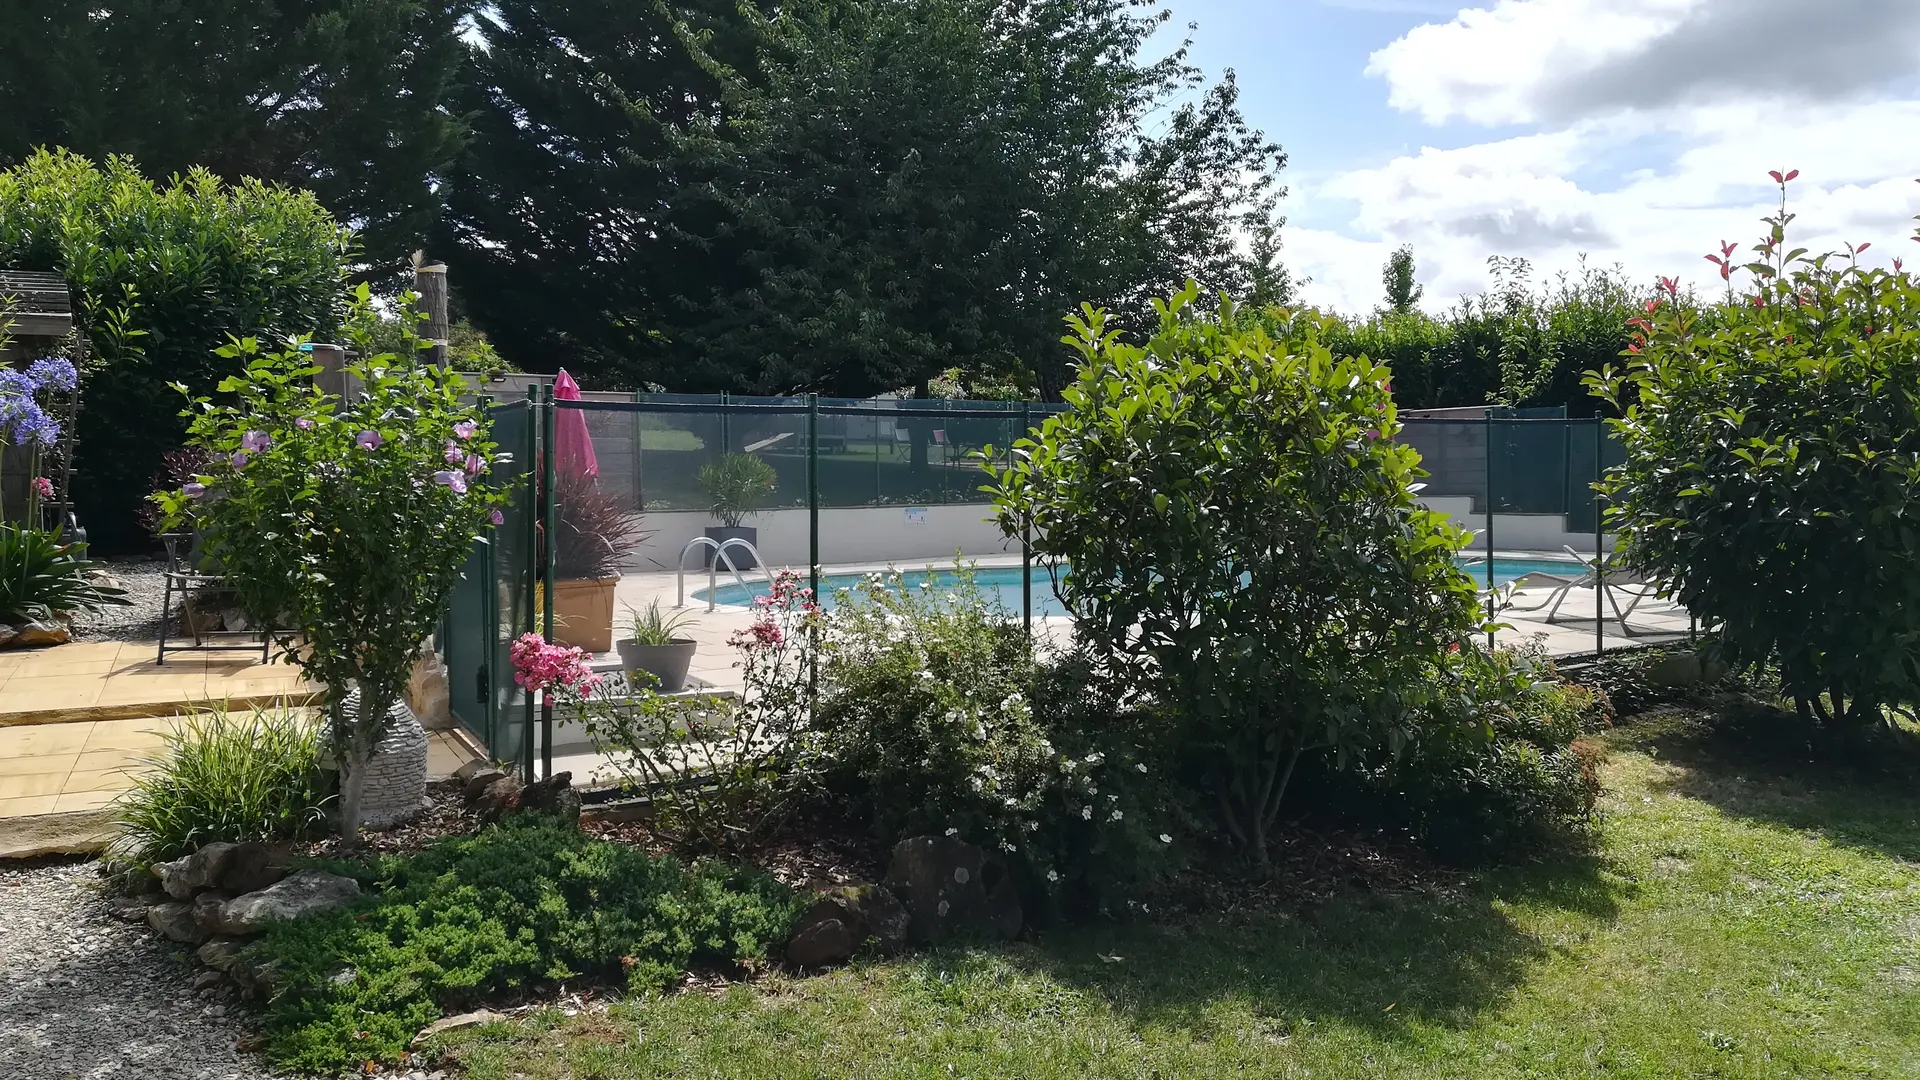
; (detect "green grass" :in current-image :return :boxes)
[438,722,1920,1079]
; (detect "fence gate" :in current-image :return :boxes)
[443,396,537,771]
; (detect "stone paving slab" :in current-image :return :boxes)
[0,640,317,726]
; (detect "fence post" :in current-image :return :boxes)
[414,259,449,368]
[1595,418,1604,656]
[807,395,820,600]
[539,385,558,781]
[1485,414,1496,650]
[1020,401,1033,642]
[521,386,538,782]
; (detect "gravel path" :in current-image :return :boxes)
[72,557,171,642]
[0,859,279,1080]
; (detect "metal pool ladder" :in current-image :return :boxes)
[676,537,775,612]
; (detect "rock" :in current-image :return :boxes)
[516,771,580,825]
[461,767,510,803]
[228,954,284,999]
[884,835,1023,944]
[854,884,911,952]
[471,774,523,816]
[408,650,454,731]
[191,890,233,933]
[453,759,501,785]
[196,939,247,972]
[147,900,209,944]
[216,870,361,937]
[786,908,857,968]
[412,1009,504,1046]
[105,895,154,923]
[212,842,289,895]
[192,968,226,991]
[12,619,70,647]
[0,623,17,649]
[153,841,240,900]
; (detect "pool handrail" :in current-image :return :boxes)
[676,536,775,612]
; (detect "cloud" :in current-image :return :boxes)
[1289,100,1920,315]
[1367,0,1920,126]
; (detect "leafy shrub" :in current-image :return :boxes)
[802,567,1179,912]
[550,467,646,580]
[1309,644,1607,860]
[1593,171,1920,730]
[991,284,1486,867]
[253,820,798,1072]
[0,149,351,552]
[698,452,777,527]
[152,314,507,841]
[534,572,817,853]
[0,523,129,623]
[110,704,332,864]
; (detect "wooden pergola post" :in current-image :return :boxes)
[414,258,449,368]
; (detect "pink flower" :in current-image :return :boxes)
[509,633,595,693]
[490,508,505,526]
[355,430,384,451]
[240,430,271,453]
[231,451,250,470]
[453,420,478,440]
[432,470,469,494]
[31,476,53,499]
[444,440,465,465]
[295,417,315,431]
[465,453,487,476]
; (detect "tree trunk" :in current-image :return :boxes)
[339,744,369,848]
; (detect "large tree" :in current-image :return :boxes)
[0,0,470,272]
[435,0,760,387]
[679,0,1289,398]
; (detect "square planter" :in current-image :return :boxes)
[703,525,759,569]
[549,575,619,654]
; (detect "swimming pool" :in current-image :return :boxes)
[696,557,1580,616]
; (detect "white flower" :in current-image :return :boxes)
[1084,752,1104,766]
[1109,809,1123,821]
[1136,763,1148,774]
[1159,833,1172,844]
[919,581,932,590]
[999,840,1016,852]
[945,827,960,837]
[1047,870,1059,882]
[1080,806,1092,821]
[1107,794,1118,802]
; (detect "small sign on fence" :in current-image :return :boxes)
[904,507,929,527]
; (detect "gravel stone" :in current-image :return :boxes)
[0,858,282,1078]
[67,557,173,642]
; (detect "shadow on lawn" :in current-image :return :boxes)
[974,852,1623,1040]
[1617,703,1920,864]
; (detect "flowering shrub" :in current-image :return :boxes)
[154,292,508,841]
[801,567,1178,913]
[524,570,820,853]
[1592,170,1920,731]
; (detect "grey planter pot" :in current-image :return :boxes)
[616,638,698,694]
[703,525,759,569]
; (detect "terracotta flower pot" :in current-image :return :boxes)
[550,575,619,653]
[616,638,698,693]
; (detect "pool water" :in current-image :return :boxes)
[697,557,1579,616]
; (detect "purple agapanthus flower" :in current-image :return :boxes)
[443,439,464,465]
[356,430,384,451]
[0,370,31,397]
[453,420,478,440]
[432,470,469,494]
[240,430,272,454]
[25,357,78,393]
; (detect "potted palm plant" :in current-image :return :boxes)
[548,470,647,653]
[615,599,698,693]
[698,452,777,569]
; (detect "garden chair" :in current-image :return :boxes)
[1505,547,1666,635]
[155,531,273,665]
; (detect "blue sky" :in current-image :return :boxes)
[1151,0,1920,314]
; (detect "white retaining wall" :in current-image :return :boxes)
[625,505,1017,572]
[624,499,1610,572]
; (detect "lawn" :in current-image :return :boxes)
[439,716,1920,1079]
